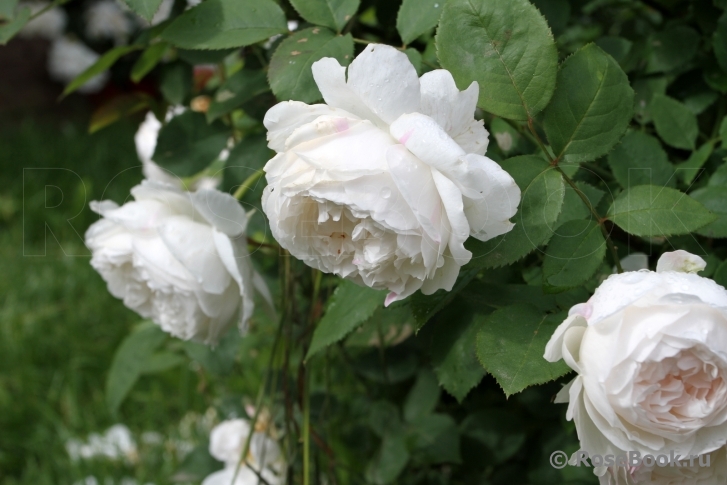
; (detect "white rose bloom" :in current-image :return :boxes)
[600,447,727,484]
[203,419,285,485]
[85,181,261,343]
[262,44,520,305]
[85,0,133,44]
[18,1,67,39]
[47,37,109,93]
[545,251,727,459]
[135,110,222,190]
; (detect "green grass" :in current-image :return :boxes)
[0,119,219,484]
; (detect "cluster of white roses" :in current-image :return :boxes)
[86,44,521,342]
[545,250,727,484]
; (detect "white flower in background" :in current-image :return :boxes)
[600,447,727,484]
[545,251,727,460]
[203,419,285,485]
[613,252,649,273]
[66,424,137,462]
[85,181,265,343]
[47,37,109,93]
[85,0,133,44]
[18,1,67,39]
[262,44,520,305]
[134,109,222,190]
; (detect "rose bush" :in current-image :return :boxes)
[85,181,263,343]
[545,251,727,459]
[262,44,521,304]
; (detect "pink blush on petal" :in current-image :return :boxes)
[385,292,398,307]
[334,118,349,133]
[398,129,414,145]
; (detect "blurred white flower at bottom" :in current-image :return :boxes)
[47,37,109,93]
[65,424,138,463]
[204,419,286,485]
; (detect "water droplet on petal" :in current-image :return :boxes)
[380,187,392,199]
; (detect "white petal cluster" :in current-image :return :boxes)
[18,1,67,39]
[262,44,520,304]
[203,419,285,485]
[85,0,133,44]
[545,251,727,462]
[47,36,109,93]
[85,182,259,343]
[66,424,137,462]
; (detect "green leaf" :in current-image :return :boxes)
[141,351,185,374]
[651,94,698,150]
[177,48,237,65]
[221,134,272,193]
[435,0,557,120]
[430,304,487,402]
[408,268,479,329]
[207,69,269,121]
[543,43,634,164]
[269,28,353,104]
[705,65,727,94]
[466,156,565,269]
[183,327,241,375]
[530,0,570,35]
[476,305,571,397]
[690,186,727,238]
[159,61,193,105]
[633,77,667,125]
[646,26,699,73]
[0,0,19,20]
[460,281,559,313]
[555,181,605,226]
[346,304,415,347]
[306,280,384,360]
[607,185,717,237]
[161,0,287,50]
[715,12,727,72]
[542,219,606,290]
[406,414,461,464]
[106,322,167,414]
[130,42,169,83]
[720,116,727,143]
[397,0,443,45]
[62,45,141,98]
[153,111,229,178]
[289,0,359,32]
[709,162,727,187]
[403,370,440,422]
[714,260,727,288]
[0,5,29,44]
[677,142,715,185]
[89,93,152,134]
[403,48,422,75]
[365,433,409,485]
[121,0,163,22]
[607,131,675,189]
[595,36,632,67]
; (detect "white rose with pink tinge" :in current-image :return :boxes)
[261,44,520,305]
[545,251,727,462]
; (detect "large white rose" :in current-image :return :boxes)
[203,419,285,485]
[545,251,727,459]
[599,447,727,484]
[262,44,520,304]
[85,181,262,343]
